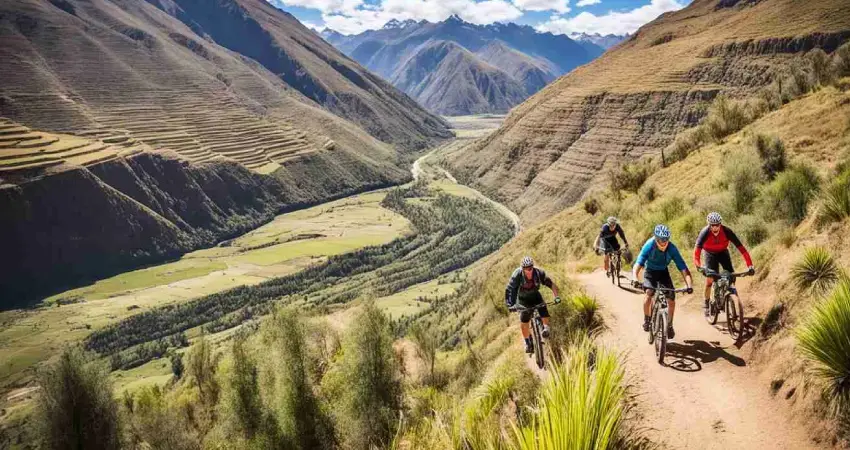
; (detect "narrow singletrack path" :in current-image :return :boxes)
[579,271,820,449]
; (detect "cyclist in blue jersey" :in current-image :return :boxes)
[631,225,694,339]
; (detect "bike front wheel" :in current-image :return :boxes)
[705,297,720,326]
[654,312,667,365]
[532,319,545,369]
[726,295,745,341]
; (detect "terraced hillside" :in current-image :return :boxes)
[445,0,850,225]
[0,0,450,174]
[0,119,403,305]
[0,119,149,180]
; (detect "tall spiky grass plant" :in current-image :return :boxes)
[792,247,840,297]
[512,337,626,450]
[817,169,850,226]
[796,277,850,415]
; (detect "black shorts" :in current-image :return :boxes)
[643,269,676,300]
[518,291,550,323]
[601,238,621,252]
[705,250,734,273]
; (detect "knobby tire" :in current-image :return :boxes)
[533,318,545,370]
[706,292,720,325]
[726,295,745,341]
[655,310,667,365]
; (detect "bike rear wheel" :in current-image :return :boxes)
[726,295,745,341]
[532,318,545,369]
[654,311,667,365]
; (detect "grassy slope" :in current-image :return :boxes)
[461,83,850,439]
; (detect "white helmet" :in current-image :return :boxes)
[607,216,618,225]
[707,212,722,225]
[521,256,534,268]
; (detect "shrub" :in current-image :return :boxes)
[641,185,657,202]
[36,347,122,450]
[833,42,850,78]
[792,247,840,296]
[665,128,704,163]
[722,148,764,214]
[817,169,850,226]
[702,95,750,143]
[796,277,850,414]
[734,214,769,247]
[170,352,184,380]
[222,335,265,440]
[807,48,835,86]
[753,133,786,180]
[409,322,441,385]
[128,385,199,449]
[583,197,600,215]
[609,160,655,194]
[512,337,627,450]
[760,164,820,224]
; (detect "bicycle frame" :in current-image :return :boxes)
[639,284,688,365]
[701,269,751,340]
[513,302,557,369]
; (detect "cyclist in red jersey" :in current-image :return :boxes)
[693,212,755,316]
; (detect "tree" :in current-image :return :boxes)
[408,322,440,384]
[224,335,264,439]
[328,301,402,449]
[36,347,122,450]
[170,352,184,380]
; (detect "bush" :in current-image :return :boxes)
[792,247,840,296]
[722,148,764,214]
[760,164,820,224]
[833,42,850,78]
[641,185,657,202]
[609,160,655,194]
[409,322,441,385]
[583,197,600,215]
[36,347,122,450]
[817,169,850,226]
[512,336,627,450]
[808,48,835,86]
[128,385,199,449]
[753,133,786,180]
[702,95,750,143]
[734,214,769,247]
[665,128,704,163]
[796,277,850,415]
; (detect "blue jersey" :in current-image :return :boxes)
[635,237,688,272]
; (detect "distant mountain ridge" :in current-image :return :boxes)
[322,16,604,115]
[570,32,630,50]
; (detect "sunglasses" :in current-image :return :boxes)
[710,224,721,228]
[655,237,670,244]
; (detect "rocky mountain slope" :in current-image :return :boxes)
[570,32,629,50]
[0,0,450,302]
[323,16,603,115]
[444,0,850,225]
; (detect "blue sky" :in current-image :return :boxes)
[268,0,688,36]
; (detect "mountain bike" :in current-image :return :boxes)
[700,268,752,341]
[598,247,626,287]
[637,283,689,365]
[512,301,558,370]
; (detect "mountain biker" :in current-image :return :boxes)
[593,216,629,276]
[693,212,755,316]
[631,225,693,339]
[505,256,561,354]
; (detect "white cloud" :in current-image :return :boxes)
[535,0,683,35]
[512,0,570,14]
[300,20,323,30]
[270,0,362,14]
[322,0,522,34]
[575,0,600,6]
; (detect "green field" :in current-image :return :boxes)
[0,191,411,390]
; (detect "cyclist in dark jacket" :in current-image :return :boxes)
[593,216,629,276]
[694,212,755,316]
[506,256,561,353]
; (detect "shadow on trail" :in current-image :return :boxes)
[734,317,761,349]
[665,340,746,372]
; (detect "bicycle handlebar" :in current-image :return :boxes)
[510,301,559,312]
[627,277,690,293]
[698,268,753,279]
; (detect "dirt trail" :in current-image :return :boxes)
[578,271,820,449]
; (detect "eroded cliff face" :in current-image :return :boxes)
[0,151,403,306]
[445,0,850,225]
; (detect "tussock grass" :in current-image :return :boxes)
[702,95,750,143]
[512,336,627,450]
[721,147,764,214]
[792,247,840,297]
[796,277,850,416]
[609,159,656,194]
[817,169,850,226]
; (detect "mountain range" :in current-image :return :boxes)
[0,0,450,301]
[321,16,606,115]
